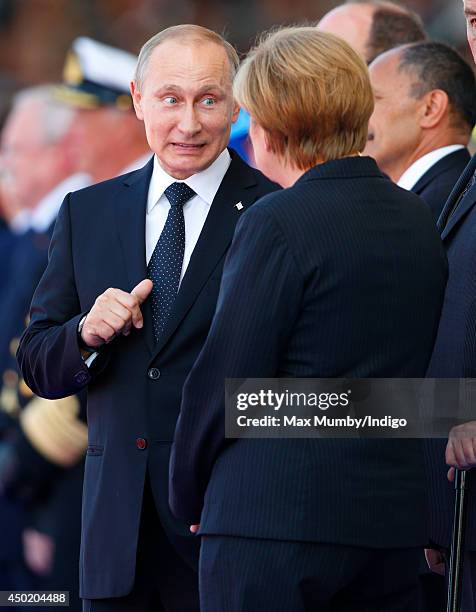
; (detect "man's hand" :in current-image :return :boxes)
[446,421,476,481]
[23,528,55,576]
[81,279,153,349]
[190,524,200,534]
[425,548,446,576]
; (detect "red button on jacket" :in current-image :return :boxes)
[136,438,147,450]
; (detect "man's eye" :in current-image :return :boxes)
[202,97,215,106]
[164,96,178,104]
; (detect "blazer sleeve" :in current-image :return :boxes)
[17,194,106,399]
[169,203,303,523]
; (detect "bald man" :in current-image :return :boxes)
[318,0,426,63]
[365,42,475,221]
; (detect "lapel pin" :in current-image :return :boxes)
[235,201,244,211]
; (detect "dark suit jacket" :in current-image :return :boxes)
[411,148,471,223]
[170,156,448,549]
[16,152,277,598]
[426,153,476,550]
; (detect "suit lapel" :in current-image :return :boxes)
[114,157,155,355]
[412,149,470,195]
[150,153,259,360]
[440,154,476,241]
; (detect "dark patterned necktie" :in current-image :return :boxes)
[147,182,196,342]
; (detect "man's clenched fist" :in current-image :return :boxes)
[80,279,153,349]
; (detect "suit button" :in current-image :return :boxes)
[147,368,160,380]
[136,437,147,450]
[74,371,88,385]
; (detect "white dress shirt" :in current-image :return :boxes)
[397,145,465,191]
[83,152,230,365]
[146,148,231,282]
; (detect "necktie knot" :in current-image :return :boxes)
[164,182,196,208]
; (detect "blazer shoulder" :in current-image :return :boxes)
[69,159,154,205]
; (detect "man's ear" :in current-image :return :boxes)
[420,89,449,129]
[130,81,144,121]
[231,101,240,124]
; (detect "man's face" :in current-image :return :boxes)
[464,0,476,63]
[364,50,422,180]
[0,101,64,215]
[317,4,374,61]
[131,39,239,180]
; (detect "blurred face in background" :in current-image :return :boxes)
[131,38,239,180]
[0,100,72,219]
[364,50,422,181]
[317,4,374,61]
[464,0,476,62]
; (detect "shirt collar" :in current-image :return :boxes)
[397,145,465,191]
[147,148,231,213]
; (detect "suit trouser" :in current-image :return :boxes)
[83,476,199,612]
[200,535,421,612]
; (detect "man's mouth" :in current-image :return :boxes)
[171,143,206,149]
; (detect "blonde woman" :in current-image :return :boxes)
[171,28,447,611]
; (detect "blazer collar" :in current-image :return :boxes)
[438,153,476,240]
[411,148,470,195]
[112,150,259,358]
[149,150,259,360]
[296,155,384,184]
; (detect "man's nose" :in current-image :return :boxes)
[177,104,201,137]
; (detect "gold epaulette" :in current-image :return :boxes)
[20,395,88,467]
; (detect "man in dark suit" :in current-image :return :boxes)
[363,40,476,612]
[17,25,276,612]
[364,42,475,222]
[170,27,447,612]
[0,38,151,607]
[423,4,476,608]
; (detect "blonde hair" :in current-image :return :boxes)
[135,25,239,89]
[234,27,374,169]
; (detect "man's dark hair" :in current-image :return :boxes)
[399,41,476,133]
[347,0,427,62]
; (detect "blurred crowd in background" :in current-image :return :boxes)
[0,0,472,610]
[0,0,469,121]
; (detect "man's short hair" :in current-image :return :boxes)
[398,41,476,133]
[14,86,76,145]
[347,0,426,62]
[234,27,374,168]
[134,25,239,89]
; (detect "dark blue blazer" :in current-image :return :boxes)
[426,153,476,550]
[411,148,471,223]
[16,152,277,598]
[170,156,448,548]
